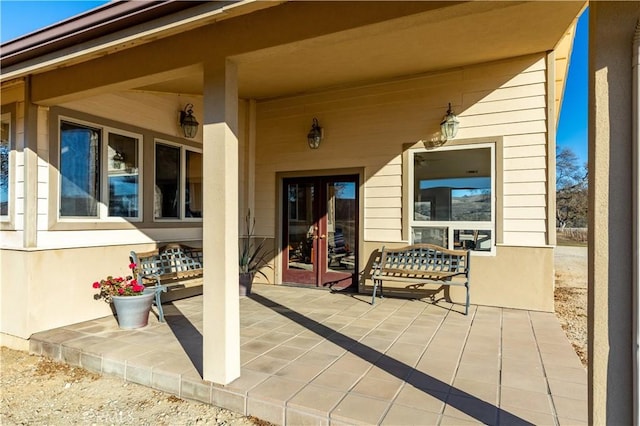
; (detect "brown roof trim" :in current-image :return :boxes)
[0,0,209,69]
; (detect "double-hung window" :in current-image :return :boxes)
[59,119,142,220]
[1,113,10,219]
[410,144,495,253]
[154,142,202,220]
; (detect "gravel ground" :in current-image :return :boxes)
[554,244,588,367]
[1,247,587,424]
[0,347,270,426]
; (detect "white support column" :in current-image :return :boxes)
[202,59,240,384]
[23,77,38,248]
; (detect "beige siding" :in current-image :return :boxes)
[255,53,550,248]
[62,92,203,143]
[503,207,547,219]
[504,169,547,183]
[18,91,207,249]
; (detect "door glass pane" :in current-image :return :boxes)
[185,151,202,218]
[155,144,180,219]
[108,133,139,218]
[287,182,315,270]
[60,121,100,217]
[326,181,355,273]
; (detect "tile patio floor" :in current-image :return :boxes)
[30,285,587,425]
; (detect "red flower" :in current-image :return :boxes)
[92,282,100,289]
[118,288,124,294]
[129,263,137,270]
[132,284,144,292]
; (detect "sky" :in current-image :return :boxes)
[0,1,588,165]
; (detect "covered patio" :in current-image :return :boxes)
[30,286,586,425]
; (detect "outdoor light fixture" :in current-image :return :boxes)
[307,117,323,149]
[440,103,460,141]
[112,150,125,169]
[180,104,199,138]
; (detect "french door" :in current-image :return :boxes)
[282,175,358,288]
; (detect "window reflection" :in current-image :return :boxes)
[414,148,491,222]
[60,121,100,217]
[155,144,180,218]
[185,151,202,218]
[108,133,139,217]
[412,147,493,252]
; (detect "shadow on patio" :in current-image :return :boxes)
[30,284,587,425]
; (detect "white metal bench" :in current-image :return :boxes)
[372,244,471,314]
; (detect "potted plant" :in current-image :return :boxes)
[239,210,271,296]
[92,262,155,329]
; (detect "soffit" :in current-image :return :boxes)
[137,1,585,100]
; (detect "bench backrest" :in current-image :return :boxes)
[130,244,203,283]
[379,244,469,276]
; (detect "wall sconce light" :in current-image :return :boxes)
[112,150,125,169]
[307,117,323,149]
[440,103,460,142]
[180,104,199,138]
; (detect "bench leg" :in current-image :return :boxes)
[371,279,383,305]
[465,282,470,315]
[153,286,167,322]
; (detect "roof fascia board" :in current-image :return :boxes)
[1,1,177,56]
[1,0,284,82]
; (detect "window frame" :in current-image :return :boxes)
[103,127,144,220]
[57,116,143,222]
[153,139,203,222]
[0,112,12,223]
[409,143,496,256]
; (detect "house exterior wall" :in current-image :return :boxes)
[254,53,554,311]
[1,244,158,341]
[1,35,561,344]
[0,85,216,344]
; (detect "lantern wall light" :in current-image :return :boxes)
[112,150,125,169]
[307,117,323,149]
[440,103,460,142]
[180,104,199,138]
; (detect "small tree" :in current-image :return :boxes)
[556,147,588,229]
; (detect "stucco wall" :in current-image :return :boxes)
[0,244,168,341]
[589,2,640,425]
[359,242,553,312]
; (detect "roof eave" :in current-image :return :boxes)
[0,0,284,82]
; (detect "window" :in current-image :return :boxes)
[1,113,10,218]
[60,121,101,217]
[155,142,202,220]
[107,132,140,217]
[59,119,141,220]
[411,145,494,253]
